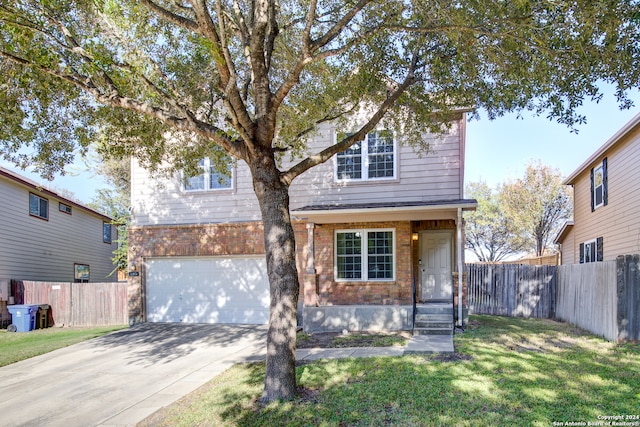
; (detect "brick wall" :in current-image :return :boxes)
[310,221,413,306]
[127,218,466,322]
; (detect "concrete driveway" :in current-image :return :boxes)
[0,323,267,427]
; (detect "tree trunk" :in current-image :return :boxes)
[250,152,300,402]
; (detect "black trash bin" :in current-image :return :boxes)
[36,304,50,329]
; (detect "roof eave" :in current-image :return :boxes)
[563,112,640,185]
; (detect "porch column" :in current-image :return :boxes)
[303,223,319,306]
[456,208,464,326]
[306,222,316,274]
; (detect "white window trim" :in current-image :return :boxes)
[182,157,235,193]
[333,130,398,183]
[593,163,604,209]
[334,228,396,282]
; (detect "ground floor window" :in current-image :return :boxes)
[335,229,395,281]
[580,237,603,263]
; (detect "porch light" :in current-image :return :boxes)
[412,233,419,241]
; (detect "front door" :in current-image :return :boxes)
[419,231,453,301]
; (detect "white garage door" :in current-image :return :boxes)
[146,256,270,324]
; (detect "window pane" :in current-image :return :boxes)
[367,131,394,179]
[39,198,48,219]
[209,170,232,189]
[336,232,362,279]
[367,231,393,279]
[29,194,39,216]
[337,142,362,179]
[595,186,603,206]
[103,223,112,243]
[184,174,205,190]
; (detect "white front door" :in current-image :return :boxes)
[420,231,453,301]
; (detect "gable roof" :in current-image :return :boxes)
[0,166,113,222]
[563,111,640,185]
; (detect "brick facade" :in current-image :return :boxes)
[127,218,468,323]
[307,221,413,306]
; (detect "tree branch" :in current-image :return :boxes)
[138,0,199,31]
[281,64,417,185]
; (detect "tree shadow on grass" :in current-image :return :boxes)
[212,317,640,427]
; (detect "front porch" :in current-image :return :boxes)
[294,200,474,334]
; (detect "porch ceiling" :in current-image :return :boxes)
[292,199,477,224]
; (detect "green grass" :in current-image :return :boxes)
[0,325,127,367]
[140,316,640,427]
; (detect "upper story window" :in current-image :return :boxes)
[29,193,48,220]
[591,158,608,211]
[103,222,112,244]
[183,158,233,192]
[335,130,396,182]
[335,229,395,281]
[59,202,72,215]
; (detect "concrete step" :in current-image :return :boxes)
[413,327,453,336]
[415,321,453,329]
[415,303,453,315]
[415,314,452,322]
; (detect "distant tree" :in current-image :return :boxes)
[87,145,131,274]
[501,160,572,257]
[465,181,524,262]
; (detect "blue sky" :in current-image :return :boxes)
[465,84,640,190]
[2,84,639,205]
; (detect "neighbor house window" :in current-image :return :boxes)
[336,130,396,181]
[335,229,395,281]
[29,193,48,220]
[591,158,608,211]
[580,237,603,263]
[183,158,233,191]
[59,202,72,215]
[103,222,112,244]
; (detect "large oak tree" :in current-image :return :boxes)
[1,0,639,401]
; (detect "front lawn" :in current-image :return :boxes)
[140,316,640,427]
[0,325,127,367]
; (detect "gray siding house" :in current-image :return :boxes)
[0,167,118,324]
[128,114,476,333]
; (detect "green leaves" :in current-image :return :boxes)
[1,0,639,179]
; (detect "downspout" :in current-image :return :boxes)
[457,207,463,327]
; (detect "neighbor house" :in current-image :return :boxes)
[555,111,640,264]
[128,113,476,334]
[0,167,118,326]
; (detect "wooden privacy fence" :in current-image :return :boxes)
[15,281,128,327]
[555,261,618,341]
[466,264,556,319]
[466,255,639,342]
[556,255,639,342]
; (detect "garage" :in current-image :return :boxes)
[145,256,270,324]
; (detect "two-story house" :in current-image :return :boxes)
[555,112,640,264]
[128,113,476,333]
[0,167,118,326]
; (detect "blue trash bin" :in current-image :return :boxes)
[7,304,39,332]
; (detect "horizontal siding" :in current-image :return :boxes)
[0,179,117,282]
[568,125,640,263]
[132,119,464,226]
